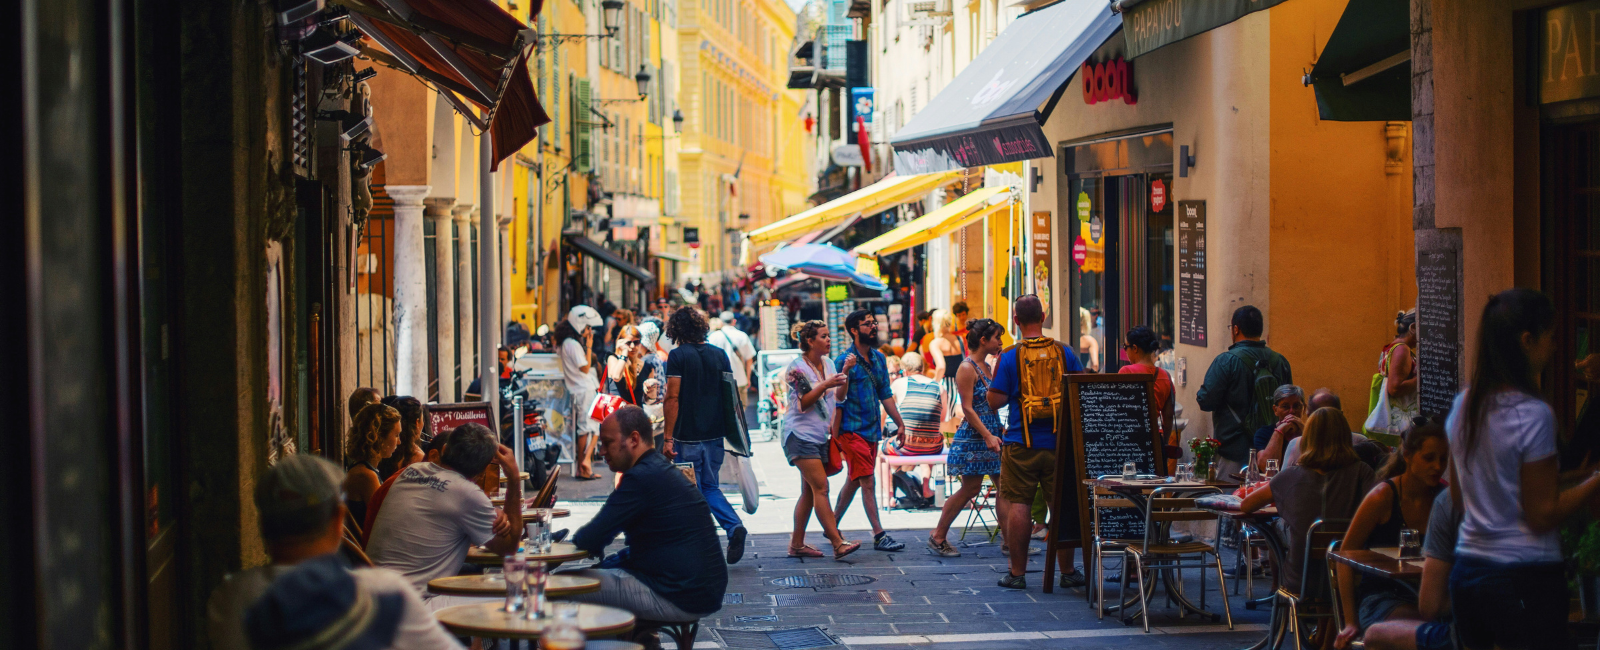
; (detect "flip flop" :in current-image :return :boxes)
[832,541,862,561]
[574,473,603,481]
[787,544,824,558]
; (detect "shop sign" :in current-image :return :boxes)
[832,144,866,167]
[1540,1,1600,104]
[1084,222,1105,273]
[1088,215,1103,241]
[825,284,849,302]
[1076,191,1091,221]
[1031,211,1053,327]
[1072,236,1088,268]
[1081,58,1137,105]
[1122,0,1292,59]
[1150,178,1167,212]
[1177,201,1207,346]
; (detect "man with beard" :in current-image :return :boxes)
[833,309,909,551]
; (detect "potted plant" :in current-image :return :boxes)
[1564,519,1600,619]
[1189,437,1222,481]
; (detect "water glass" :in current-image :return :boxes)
[523,560,549,620]
[1122,461,1138,481]
[1399,528,1422,559]
[502,554,527,613]
[484,566,504,583]
[1263,459,1280,480]
[525,510,550,554]
[1175,463,1190,483]
[541,603,585,649]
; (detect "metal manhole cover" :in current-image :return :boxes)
[723,593,743,605]
[768,574,876,588]
[710,627,845,650]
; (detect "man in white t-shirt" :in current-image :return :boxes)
[710,312,757,408]
[366,423,523,592]
[207,454,463,650]
[561,305,605,479]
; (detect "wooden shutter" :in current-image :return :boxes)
[573,77,593,173]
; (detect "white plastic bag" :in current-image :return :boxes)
[1364,379,1394,435]
[731,454,760,515]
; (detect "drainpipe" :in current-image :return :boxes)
[480,128,500,423]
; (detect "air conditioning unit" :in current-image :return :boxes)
[907,0,952,17]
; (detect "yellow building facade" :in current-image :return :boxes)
[676,0,812,285]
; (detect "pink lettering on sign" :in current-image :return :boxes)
[428,402,494,438]
[1081,58,1138,106]
[992,136,1040,157]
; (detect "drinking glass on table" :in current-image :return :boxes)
[523,560,550,620]
[484,566,504,583]
[1176,463,1190,482]
[1399,528,1422,559]
[526,509,550,554]
[1262,459,1280,480]
[1122,461,1138,481]
[502,554,528,613]
[541,603,585,649]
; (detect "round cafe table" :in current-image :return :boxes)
[433,602,635,641]
[466,542,589,566]
[428,573,602,597]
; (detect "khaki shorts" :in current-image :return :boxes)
[999,444,1056,504]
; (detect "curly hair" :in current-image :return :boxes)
[348,403,401,463]
[665,306,709,345]
[791,319,828,352]
[378,396,425,478]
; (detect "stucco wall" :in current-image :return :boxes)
[367,71,435,186]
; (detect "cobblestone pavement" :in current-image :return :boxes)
[684,531,1271,649]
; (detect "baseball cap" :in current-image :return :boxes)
[255,454,345,540]
[245,554,404,650]
[567,305,603,331]
[719,310,736,322]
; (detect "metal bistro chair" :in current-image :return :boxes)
[1119,486,1233,632]
[959,476,1000,543]
[1276,519,1349,650]
[1234,523,1274,603]
[1323,538,1367,650]
[1090,475,1143,617]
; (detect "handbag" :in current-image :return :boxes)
[1363,372,1393,435]
[721,369,753,457]
[823,408,845,476]
[730,454,760,514]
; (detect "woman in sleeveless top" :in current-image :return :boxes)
[926,318,1008,557]
[606,325,659,406]
[1334,423,1448,645]
[927,309,965,422]
[344,403,401,529]
[1380,310,1420,434]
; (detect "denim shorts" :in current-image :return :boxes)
[1415,620,1453,650]
[784,435,827,465]
[1450,555,1570,649]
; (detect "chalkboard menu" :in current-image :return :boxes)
[1177,201,1208,346]
[1052,374,1163,548]
[1417,245,1461,419]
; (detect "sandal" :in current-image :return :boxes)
[787,544,825,558]
[832,541,862,561]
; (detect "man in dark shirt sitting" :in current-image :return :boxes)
[566,405,729,623]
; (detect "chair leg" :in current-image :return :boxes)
[1096,548,1107,619]
[1119,549,1133,626]
[1288,599,1302,650]
[1213,553,1234,629]
[1134,552,1151,633]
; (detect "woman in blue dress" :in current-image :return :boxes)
[926,318,1008,557]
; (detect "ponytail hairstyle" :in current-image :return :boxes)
[1462,289,1555,454]
[348,403,401,463]
[1377,419,1447,480]
[791,320,828,353]
[1395,309,1417,337]
[964,318,1003,351]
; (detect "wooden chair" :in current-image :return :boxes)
[530,467,560,509]
[340,508,374,567]
[1276,519,1348,650]
[1119,486,1233,633]
[1090,475,1142,617]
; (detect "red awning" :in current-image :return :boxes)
[342,0,549,170]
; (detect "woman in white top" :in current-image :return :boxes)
[556,306,605,480]
[927,309,964,423]
[782,320,861,561]
[1446,288,1600,650]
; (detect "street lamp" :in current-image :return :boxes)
[533,0,624,50]
[634,65,652,97]
[672,109,684,133]
[601,0,624,34]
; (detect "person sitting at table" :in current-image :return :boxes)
[565,406,729,628]
[1253,384,1306,474]
[245,553,463,650]
[1333,422,1448,646]
[376,396,427,482]
[1339,488,1461,650]
[208,454,463,650]
[349,386,381,421]
[1241,407,1376,599]
[345,403,402,528]
[1285,390,1382,470]
[366,423,521,593]
[362,433,452,546]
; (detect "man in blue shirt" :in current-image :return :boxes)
[833,309,909,552]
[987,294,1085,590]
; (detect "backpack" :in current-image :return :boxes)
[1226,347,1286,433]
[892,470,932,510]
[1014,337,1067,445]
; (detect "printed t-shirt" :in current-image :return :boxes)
[365,462,498,591]
[988,339,1083,449]
[782,356,837,445]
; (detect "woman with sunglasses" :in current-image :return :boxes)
[606,324,661,407]
[1119,326,1176,473]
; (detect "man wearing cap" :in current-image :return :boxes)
[709,311,757,410]
[207,454,463,649]
[366,423,523,593]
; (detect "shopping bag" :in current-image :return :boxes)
[731,454,760,514]
[1363,372,1394,435]
[588,393,626,423]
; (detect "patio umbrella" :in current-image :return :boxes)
[759,244,887,291]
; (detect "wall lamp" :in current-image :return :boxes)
[534,0,624,50]
[594,66,652,104]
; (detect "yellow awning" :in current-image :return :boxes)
[744,170,961,246]
[853,186,1014,257]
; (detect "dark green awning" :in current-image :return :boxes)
[1118,0,1291,59]
[1305,0,1411,122]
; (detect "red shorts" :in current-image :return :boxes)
[830,432,878,482]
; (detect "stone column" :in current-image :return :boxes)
[498,214,513,332]
[425,197,457,403]
[453,204,477,395]
[387,185,433,399]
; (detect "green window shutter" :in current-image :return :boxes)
[573,78,593,173]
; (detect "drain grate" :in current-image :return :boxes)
[768,573,876,588]
[734,615,780,623]
[723,593,743,605]
[710,627,845,650]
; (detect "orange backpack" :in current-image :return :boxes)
[1013,336,1067,445]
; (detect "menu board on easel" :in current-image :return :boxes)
[1050,374,1162,549]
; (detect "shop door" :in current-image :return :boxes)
[1548,121,1600,468]
[1065,172,1176,373]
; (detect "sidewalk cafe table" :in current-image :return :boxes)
[1083,477,1238,620]
[1195,503,1282,650]
[428,573,602,598]
[433,601,634,642]
[1328,548,1422,595]
[466,542,588,567]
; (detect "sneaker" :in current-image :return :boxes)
[874,532,905,552]
[997,572,1027,590]
[1030,524,1048,540]
[926,537,961,558]
[1059,568,1087,589]
[726,525,748,564]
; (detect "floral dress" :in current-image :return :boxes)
[947,357,1003,477]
